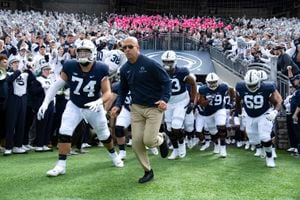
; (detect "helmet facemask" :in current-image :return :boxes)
[162,60,176,71]
[207,80,219,90]
[246,81,260,92]
[77,48,93,66]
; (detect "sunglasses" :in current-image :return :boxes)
[122,45,134,50]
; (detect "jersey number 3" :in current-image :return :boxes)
[72,76,97,97]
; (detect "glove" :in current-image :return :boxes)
[185,102,195,114]
[266,110,278,121]
[84,98,103,112]
[37,102,49,120]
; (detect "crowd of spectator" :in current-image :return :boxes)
[0,9,300,155]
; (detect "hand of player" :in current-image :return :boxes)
[266,110,278,121]
[84,98,103,112]
[185,102,195,114]
[37,102,49,120]
[155,100,167,111]
[110,106,121,118]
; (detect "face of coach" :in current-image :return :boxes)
[122,37,140,64]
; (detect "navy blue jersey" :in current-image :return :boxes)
[224,95,233,109]
[115,54,171,107]
[63,60,109,108]
[236,81,275,117]
[198,83,228,116]
[169,66,189,96]
[112,81,131,111]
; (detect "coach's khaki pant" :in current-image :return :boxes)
[131,104,164,171]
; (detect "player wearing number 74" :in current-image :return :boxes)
[37,39,123,177]
[235,69,282,168]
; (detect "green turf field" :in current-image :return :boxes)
[0,146,299,200]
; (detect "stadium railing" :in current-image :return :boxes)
[138,33,289,101]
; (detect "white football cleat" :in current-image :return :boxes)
[187,139,194,149]
[119,150,127,160]
[109,153,124,168]
[254,148,262,157]
[250,145,256,151]
[266,157,276,168]
[200,141,210,151]
[219,145,227,158]
[244,141,250,150]
[168,149,179,160]
[46,165,66,177]
[213,143,220,154]
[236,141,244,148]
[178,143,186,158]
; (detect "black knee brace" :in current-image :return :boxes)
[217,126,227,139]
[211,134,219,143]
[115,126,125,138]
[261,140,272,147]
[101,135,112,144]
[58,134,72,143]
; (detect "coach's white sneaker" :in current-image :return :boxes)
[119,150,127,160]
[266,157,276,168]
[110,152,124,168]
[213,143,220,154]
[46,165,66,177]
[168,149,179,160]
[178,143,186,158]
[219,145,227,158]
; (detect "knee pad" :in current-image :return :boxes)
[115,126,125,138]
[261,140,272,147]
[100,135,112,144]
[58,134,72,143]
[211,134,219,143]
[217,125,227,138]
[172,128,184,140]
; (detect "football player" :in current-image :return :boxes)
[37,39,124,177]
[235,69,282,167]
[161,50,197,160]
[198,72,235,158]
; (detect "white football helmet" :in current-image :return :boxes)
[205,72,219,90]
[161,50,177,71]
[257,70,268,81]
[76,39,95,65]
[244,69,261,92]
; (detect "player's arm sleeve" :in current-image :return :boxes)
[43,76,66,105]
[115,69,129,108]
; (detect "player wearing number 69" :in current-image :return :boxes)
[37,39,124,177]
[235,69,282,168]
